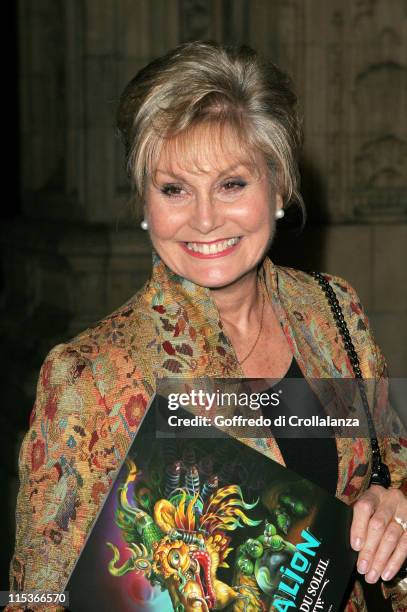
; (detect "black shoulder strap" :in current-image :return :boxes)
[309,271,391,488]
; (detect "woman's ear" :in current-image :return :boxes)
[275,193,284,212]
[274,193,285,220]
[139,202,149,230]
[142,199,150,221]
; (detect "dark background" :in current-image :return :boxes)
[2,2,406,611]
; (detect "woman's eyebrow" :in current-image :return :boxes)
[155,162,252,181]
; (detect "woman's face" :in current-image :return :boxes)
[144,125,283,289]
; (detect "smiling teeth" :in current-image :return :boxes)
[186,237,240,254]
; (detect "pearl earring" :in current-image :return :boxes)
[275,208,285,219]
[140,219,149,230]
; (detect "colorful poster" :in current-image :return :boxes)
[66,403,356,611]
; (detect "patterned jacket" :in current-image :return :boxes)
[7,253,407,611]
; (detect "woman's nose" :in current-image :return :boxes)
[189,193,223,234]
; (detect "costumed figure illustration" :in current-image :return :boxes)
[107,447,312,611]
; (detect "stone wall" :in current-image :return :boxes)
[3,0,405,376]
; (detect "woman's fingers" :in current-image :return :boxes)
[351,489,380,552]
[381,530,407,581]
[363,520,403,582]
[351,487,407,583]
[356,502,395,577]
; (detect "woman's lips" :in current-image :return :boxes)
[180,237,242,259]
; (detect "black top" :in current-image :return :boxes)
[261,358,339,495]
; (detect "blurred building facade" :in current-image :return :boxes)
[1,0,406,600]
[3,0,407,373]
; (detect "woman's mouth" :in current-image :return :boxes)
[181,237,241,258]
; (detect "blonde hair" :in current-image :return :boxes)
[117,40,303,210]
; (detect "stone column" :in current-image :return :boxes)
[247,0,407,374]
[2,0,181,356]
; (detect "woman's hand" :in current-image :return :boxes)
[351,485,407,583]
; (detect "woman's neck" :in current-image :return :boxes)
[209,268,262,336]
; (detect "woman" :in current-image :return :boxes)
[7,41,407,611]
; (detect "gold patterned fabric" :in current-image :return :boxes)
[7,253,407,611]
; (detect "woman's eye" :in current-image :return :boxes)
[160,184,185,197]
[222,180,247,192]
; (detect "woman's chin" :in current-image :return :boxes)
[182,267,251,290]
[156,250,260,290]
